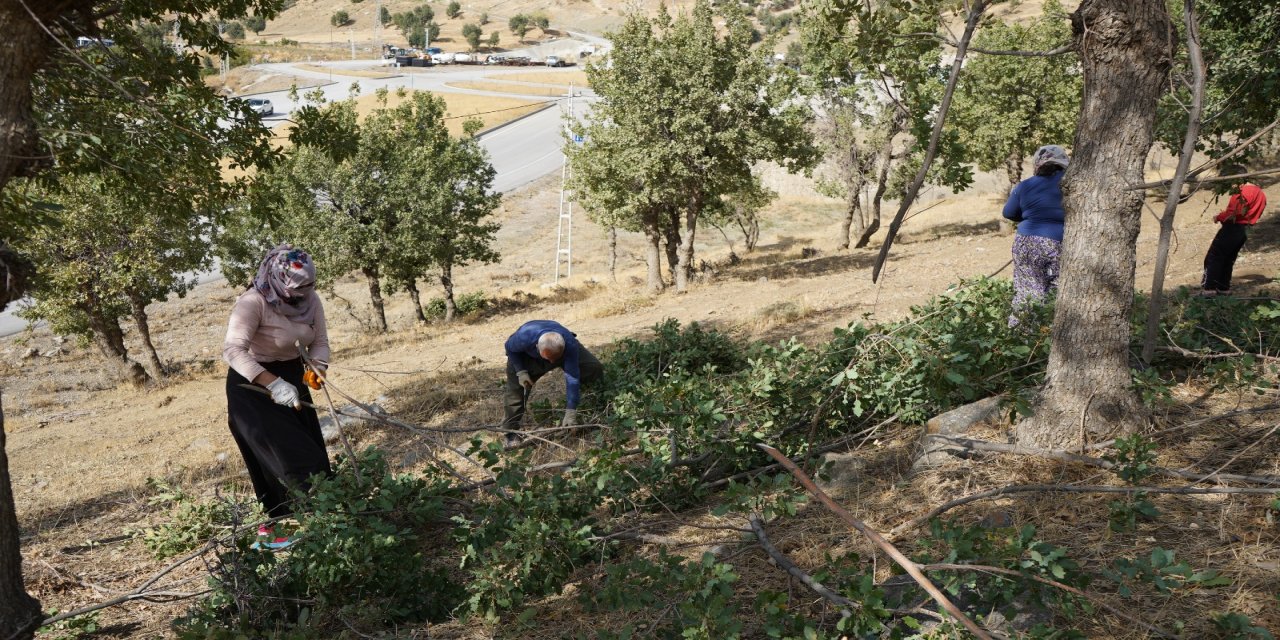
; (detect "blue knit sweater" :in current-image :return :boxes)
[1002,171,1066,243]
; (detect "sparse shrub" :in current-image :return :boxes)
[423,290,488,320]
[135,478,260,560]
[446,0,461,19]
[330,10,351,27]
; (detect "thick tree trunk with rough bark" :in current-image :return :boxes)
[838,145,867,251]
[86,306,148,385]
[405,280,427,322]
[440,262,456,322]
[0,393,42,640]
[1016,0,1174,450]
[1,5,94,637]
[128,292,166,379]
[361,266,388,332]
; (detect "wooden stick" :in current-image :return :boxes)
[757,444,996,640]
[887,483,1280,540]
[919,563,1179,639]
[749,513,860,611]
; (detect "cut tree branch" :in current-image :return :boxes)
[758,444,997,640]
[749,513,860,611]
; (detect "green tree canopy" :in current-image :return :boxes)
[569,1,817,292]
[948,0,1080,194]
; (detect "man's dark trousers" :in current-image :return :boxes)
[502,347,604,429]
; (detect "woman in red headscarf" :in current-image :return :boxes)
[222,244,332,549]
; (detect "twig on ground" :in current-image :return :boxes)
[1088,402,1280,450]
[749,513,860,612]
[887,483,1280,540]
[39,541,217,627]
[926,435,1280,486]
[758,444,997,640]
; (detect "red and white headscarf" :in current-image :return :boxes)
[253,244,318,325]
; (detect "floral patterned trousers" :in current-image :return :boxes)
[1009,234,1061,328]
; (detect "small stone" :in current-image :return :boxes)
[216,452,229,463]
[816,452,865,493]
[757,276,768,283]
[187,437,213,451]
[21,347,38,360]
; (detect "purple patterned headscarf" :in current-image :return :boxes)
[253,244,318,325]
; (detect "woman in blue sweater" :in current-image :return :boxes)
[1002,145,1069,327]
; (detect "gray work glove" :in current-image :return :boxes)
[561,408,578,428]
[517,370,533,389]
[266,377,301,409]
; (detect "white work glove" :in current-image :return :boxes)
[561,408,578,428]
[517,370,533,390]
[266,377,301,409]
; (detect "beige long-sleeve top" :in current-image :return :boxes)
[222,289,330,382]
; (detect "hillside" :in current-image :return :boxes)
[6,156,1279,637]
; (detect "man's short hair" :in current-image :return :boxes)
[537,331,565,356]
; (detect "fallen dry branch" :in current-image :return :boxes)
[37,541,217,628]
[918,563,1179,639]
[758,444,997,640]
[926,435,1280,486]
[1088,402,1280,450]
[887,483,1280,540]
[748,513,860,612]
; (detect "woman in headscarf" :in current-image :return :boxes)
[1002,144,1070,328]
[223,244,332,549]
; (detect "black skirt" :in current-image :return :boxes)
[225,358,332,517]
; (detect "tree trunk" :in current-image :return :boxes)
[663,208,680,283]
[440,262,456,323]
[0,0,61,191]
[644,227,664,293]
[854,116,901,250]
[1002,145,1024,200]
[405,280,427,323]
[607,226,618,283]
[361,266,388,333]
[839,143,869,251]
[0,392,42,640]
[1016,0,1174,450]
[86,307,148,385]
[128,292,165,379]
[0,7,80,638]
[674,197,701,292]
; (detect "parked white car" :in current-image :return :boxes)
[430,52,451,64]
[452,52,475,63]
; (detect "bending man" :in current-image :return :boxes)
[502,320,603,446]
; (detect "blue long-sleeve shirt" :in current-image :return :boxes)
[505,320,584,409]
[1002,171,1066,243]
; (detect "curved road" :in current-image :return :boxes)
[0,58,598,336]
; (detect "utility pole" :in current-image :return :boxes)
[374,0,383,59]
[349,27,356,60]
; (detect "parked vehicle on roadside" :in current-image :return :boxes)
[484,54,506,65]
[246,98,274,116]
[545,55,563,67]
[502,56,532,66]
[430,52,451,64]
[452,52,475,64]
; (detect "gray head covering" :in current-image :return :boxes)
[1032,145,1070,171]
[253,243,319,325]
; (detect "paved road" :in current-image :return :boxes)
[0,58,597,337]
